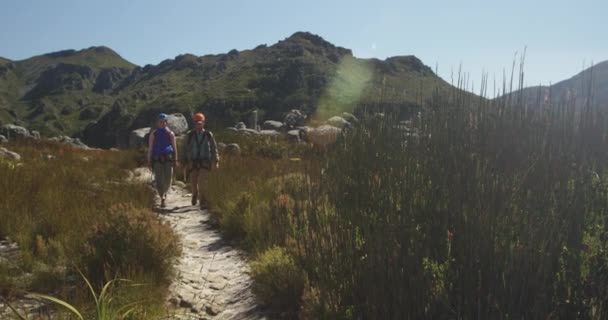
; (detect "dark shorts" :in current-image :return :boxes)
[152,153,175,164]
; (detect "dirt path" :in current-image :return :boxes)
[159,184,265,320]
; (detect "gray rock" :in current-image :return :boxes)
[326,116,351,128]
[262,120,284,131]
[287,130,301,143]
[50,135,90,150]
[0,124,30,139]
[0,147,21,161]
[129,127,150,148]
[283,109,307,129]
[235,122,247,130]
[0,135,6,144]
[305,125,342,149]
[341,112,359,123]
[226,127,238,133]
[238,128,259,136]
[31,130,41,140]
[217,142,227,151]
[259,129,280,137]
[132,167,153,183]
[224,143,241,155]
[167,113,188,135]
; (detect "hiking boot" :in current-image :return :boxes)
[191,194,197,206]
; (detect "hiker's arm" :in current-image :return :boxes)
[170,131,179,165]
[182,134,190,164]
[147,130,155,166]
[209,132,220,164]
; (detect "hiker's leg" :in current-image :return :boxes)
[190,168,200,205]
[198,168,210,208]
[158,161,173,199]
[153,161,164,197]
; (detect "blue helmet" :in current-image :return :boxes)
[158,113,168,121]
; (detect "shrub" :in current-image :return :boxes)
[251,246,306,310]
[81,204,181,287]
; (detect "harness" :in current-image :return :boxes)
[187,130,212,171]
[152,153,175,164]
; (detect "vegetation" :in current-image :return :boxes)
[205,70,608,319]
[0,140,179,318]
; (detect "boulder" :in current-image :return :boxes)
[31,130,41,140]
[50,135,91,150]
[259,130,280,137]
[262,120,284,131]
[217,142,227,152]
[235,122,247,130]
[0,147,21,161]
[305,125,342,149]
[0,124,30,139]
[0,135,7,144]
[238,128,260,136]
[283,109,307,129]
[286,130,301,144]
[129,127,150,148]
[326,116,351,128]
[224,143,241,155]
[341,112,359,123]
[226,127,238,133]
[167,113,188,135]
[132,167,153,184]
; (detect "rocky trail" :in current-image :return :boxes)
[160,184,265,320]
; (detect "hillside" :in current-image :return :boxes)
[502,61,608,107]
[0,32,456,147]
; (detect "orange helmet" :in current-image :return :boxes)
[193,112,205,123]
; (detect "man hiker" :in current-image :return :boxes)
[147,113,179,208]
[183,112,219,209]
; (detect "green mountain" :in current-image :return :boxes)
[0,32,456,147]
[503,61,608,108]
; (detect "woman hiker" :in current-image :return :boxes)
[147,113,179,208]
[183,112,219,209]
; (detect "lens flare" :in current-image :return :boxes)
[314,56,373,121]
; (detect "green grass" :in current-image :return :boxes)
[0,139,179,318]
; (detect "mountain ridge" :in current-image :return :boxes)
[0,31,456,147]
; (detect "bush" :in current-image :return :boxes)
[82,204,181,286]
[251,246,306,311]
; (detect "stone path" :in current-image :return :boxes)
[160,185,265,320]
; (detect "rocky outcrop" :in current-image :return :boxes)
[283,109,307,129]
[129,127,150,148]
[326,116,351,128]
[304,125,341,149]
[167,113,188,135]
[0,124,31,139]
[262,120,284,131]
[49,135,90,149]
[224,143,241,155]
[0,147,21,161]
[93,67,131,93]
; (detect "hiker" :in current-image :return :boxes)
[147,113,179,208]
[183,112,219,209]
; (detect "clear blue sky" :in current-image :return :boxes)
[1,0,606,87]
